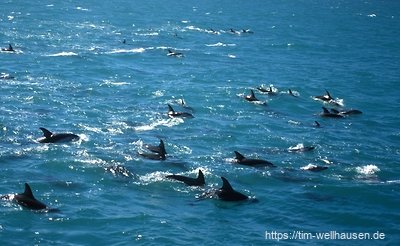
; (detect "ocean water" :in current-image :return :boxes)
[1,0,400,245]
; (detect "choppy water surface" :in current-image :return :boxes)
[1,0,399,245]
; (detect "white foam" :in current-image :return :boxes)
[47,52,78,57]
[355,165,380,175]
[134,118,183,132]
[107,48,145,54]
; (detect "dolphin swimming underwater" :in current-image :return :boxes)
[234,151,275,167]
[166,169,205,186]
[167,104,194,118]
[37,127,80,143]
[216,177,248,201]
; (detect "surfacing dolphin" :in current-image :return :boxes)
[244,89,261,102]
[320,107,344,118]
[166,169,205,186]
[139,139,167,160]
[37,127,80,143]
[216,177,248,201]
[167,49,184,57]
[167,104,194,118]
[314,90,333,102]
[13,183,48,210]
[234,151,275,167]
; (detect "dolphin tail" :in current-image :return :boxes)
[221,177,234,191]
[234,151,245,161]
[39,128,53,138]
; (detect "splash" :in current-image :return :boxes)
[355,165,380,175]
[46,52,78,57]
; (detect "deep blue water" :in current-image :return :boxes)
[1,0,400,245]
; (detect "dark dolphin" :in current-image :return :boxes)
[166,169,205,186]
[14,183,48,210]
[145,139,167,155]
[288,145,315,152]
[139,139,167,160]
[1,44,14,52]
[244,90,260,102]
[341,109,362,115]
[167,49,184,57]
[37,127,80,143]
[288,89,299,97]
[216,177,248,201]
[301,165,328,172]
[257,86,277,95]
[314,90,333,102]
[320,107,344,118]
[167,104,194,118]
[314,121,321,128]
[234,151,275,167]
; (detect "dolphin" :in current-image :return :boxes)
[314,90,333,102]
[244,90,260,102]
[0,73,14,80]
[14,183,48,210]
[288,89,298,97]
[314,121,321,127]
[257,86,277,95]
[301,164,328,172]
[332,108,363,115]
[37,127,80,143]
[216,177,248,201]
[167,49,184,57]
[145,139,167,155]
[1,44,14,52]
[320,107,344,118]
[167,104,194,118]
[166,169,205,186]
[234,151,275,167]
[139,139,167,160]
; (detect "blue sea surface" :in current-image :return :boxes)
[1,0,400,245]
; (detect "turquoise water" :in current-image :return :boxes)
[1,0,399,245]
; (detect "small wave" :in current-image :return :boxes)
[134,118,183,132]
[106,48,145,54]
[101,80,130,86]
[206,42,236,47]
[355,164,380,175]
[227,54,236,58]
[46,52,78,57]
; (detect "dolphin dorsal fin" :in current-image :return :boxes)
[40,128,53,138]
[159,139,166,155]
[167,104,175,113]
[322,107,330,114]
[234,151,245,161]
[250,90,256,99]
[325,90,332,100]
[197,170,205,182]
[221,177,233,191]
[23,183,35,199]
